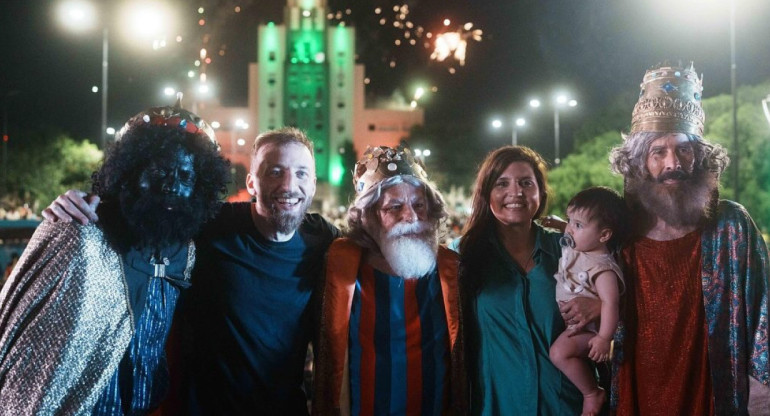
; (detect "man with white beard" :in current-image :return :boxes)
[609,63,769,415]
[312,146,467,416]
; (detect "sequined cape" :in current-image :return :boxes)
[612,200,770,414]
[312,238,468,416]
[0,220,195,415]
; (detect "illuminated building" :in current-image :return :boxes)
[195,0,424,192]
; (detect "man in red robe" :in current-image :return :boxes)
[609,63,769,415]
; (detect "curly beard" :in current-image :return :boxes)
[100,188,208,254]
[626,167,718,229]
[377,221,439,279]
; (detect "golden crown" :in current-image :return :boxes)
[353,146,428,194]
[116,93,219,148]
[630,63,705,136]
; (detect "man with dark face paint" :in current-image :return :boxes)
[608,64,769,415]
[41,127,341,415]
[0,101,231,415]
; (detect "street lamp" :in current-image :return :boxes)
[530,94,577,165]
[491,117,526,146]
[57,1,170,149]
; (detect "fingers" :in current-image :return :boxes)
[46,190,99,225]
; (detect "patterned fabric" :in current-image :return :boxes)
[617,230,714,415]
[313,238,467,416]
[0,220,195,416]
[612,200,770,414]
[348,265,449,416]
[0,221,133,416]
[93,273,182,414]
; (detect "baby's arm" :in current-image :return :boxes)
[587,270,620,362]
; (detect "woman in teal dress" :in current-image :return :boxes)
[456,146,596,415]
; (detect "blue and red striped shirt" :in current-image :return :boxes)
[348,264,449,416]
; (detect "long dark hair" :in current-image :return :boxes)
[458,146,550,293]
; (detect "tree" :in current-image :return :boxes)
[1,128,101,214]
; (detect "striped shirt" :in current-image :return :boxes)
[349,264,449,416]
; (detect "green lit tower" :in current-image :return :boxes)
[257,0,354,186]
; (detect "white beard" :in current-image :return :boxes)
[379,221,438,279]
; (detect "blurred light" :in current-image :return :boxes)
[464,22,473,30]
[91,86,99,93]
[410,100,417,108]
[194,60,201,67]
[556,95,568,104]
[235,119,245,128]
[197,7,204,14]
[414,87,425,100]
[163,87,175,96]
[57,0,97,32]
[199,19,205,26]
[302,10,311,17]
[443,19,451,26]
[198,84,210,94]
[122,2,170,39]
[529,99,541,108]
[200,48,207,59]
[515,117,526,127]
[491,119,503,129]
[414,149,422,156]
[106,127,116,135]
[568,99,578,107]
[237,138,246,146]
[187,70,196,78]
[364,77,370,84]
[200,73,207,82]
[211,121,221,129]
[423,149,431,157]
[176,35,182,42]
[374,7,382,14]
[234,6,241,13]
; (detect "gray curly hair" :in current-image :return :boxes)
[609,131,729,180]
[345,175,447,252]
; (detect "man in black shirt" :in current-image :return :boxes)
[43,127,340,415]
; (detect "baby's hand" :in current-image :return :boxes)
[587,335,612,362]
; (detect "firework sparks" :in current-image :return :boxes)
[430,21,483,67]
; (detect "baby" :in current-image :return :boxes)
[549,186,627,416]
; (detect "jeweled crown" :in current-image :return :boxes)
[630,63,705,136]
[353,145,428,194]
[116,93,219,148]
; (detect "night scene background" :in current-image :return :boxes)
[1,0,769,253]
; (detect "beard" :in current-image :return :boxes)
[262,191,311,234]
[116,188,207,253]
[378,220,439,279]
[626,167,718,228]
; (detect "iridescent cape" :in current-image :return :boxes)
[613,200,770,414]
[0,220,194,415]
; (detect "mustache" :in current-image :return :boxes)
[386,220,432,238]
[656,170,690,183]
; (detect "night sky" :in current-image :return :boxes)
[2,0,770,156]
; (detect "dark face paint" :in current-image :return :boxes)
[138,148,196,209]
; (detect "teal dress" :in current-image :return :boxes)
[455,224,582,415]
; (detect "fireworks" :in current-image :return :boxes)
[430,21,483,67]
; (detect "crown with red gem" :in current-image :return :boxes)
[630,62,705,136]
[353,145,429,194]
[116,93,219,148]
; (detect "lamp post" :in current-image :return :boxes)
[730,0,739,202]
[530,95,577,165]
[57,1,169,149]
[762,94,770,127]
[491,117,526,146]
